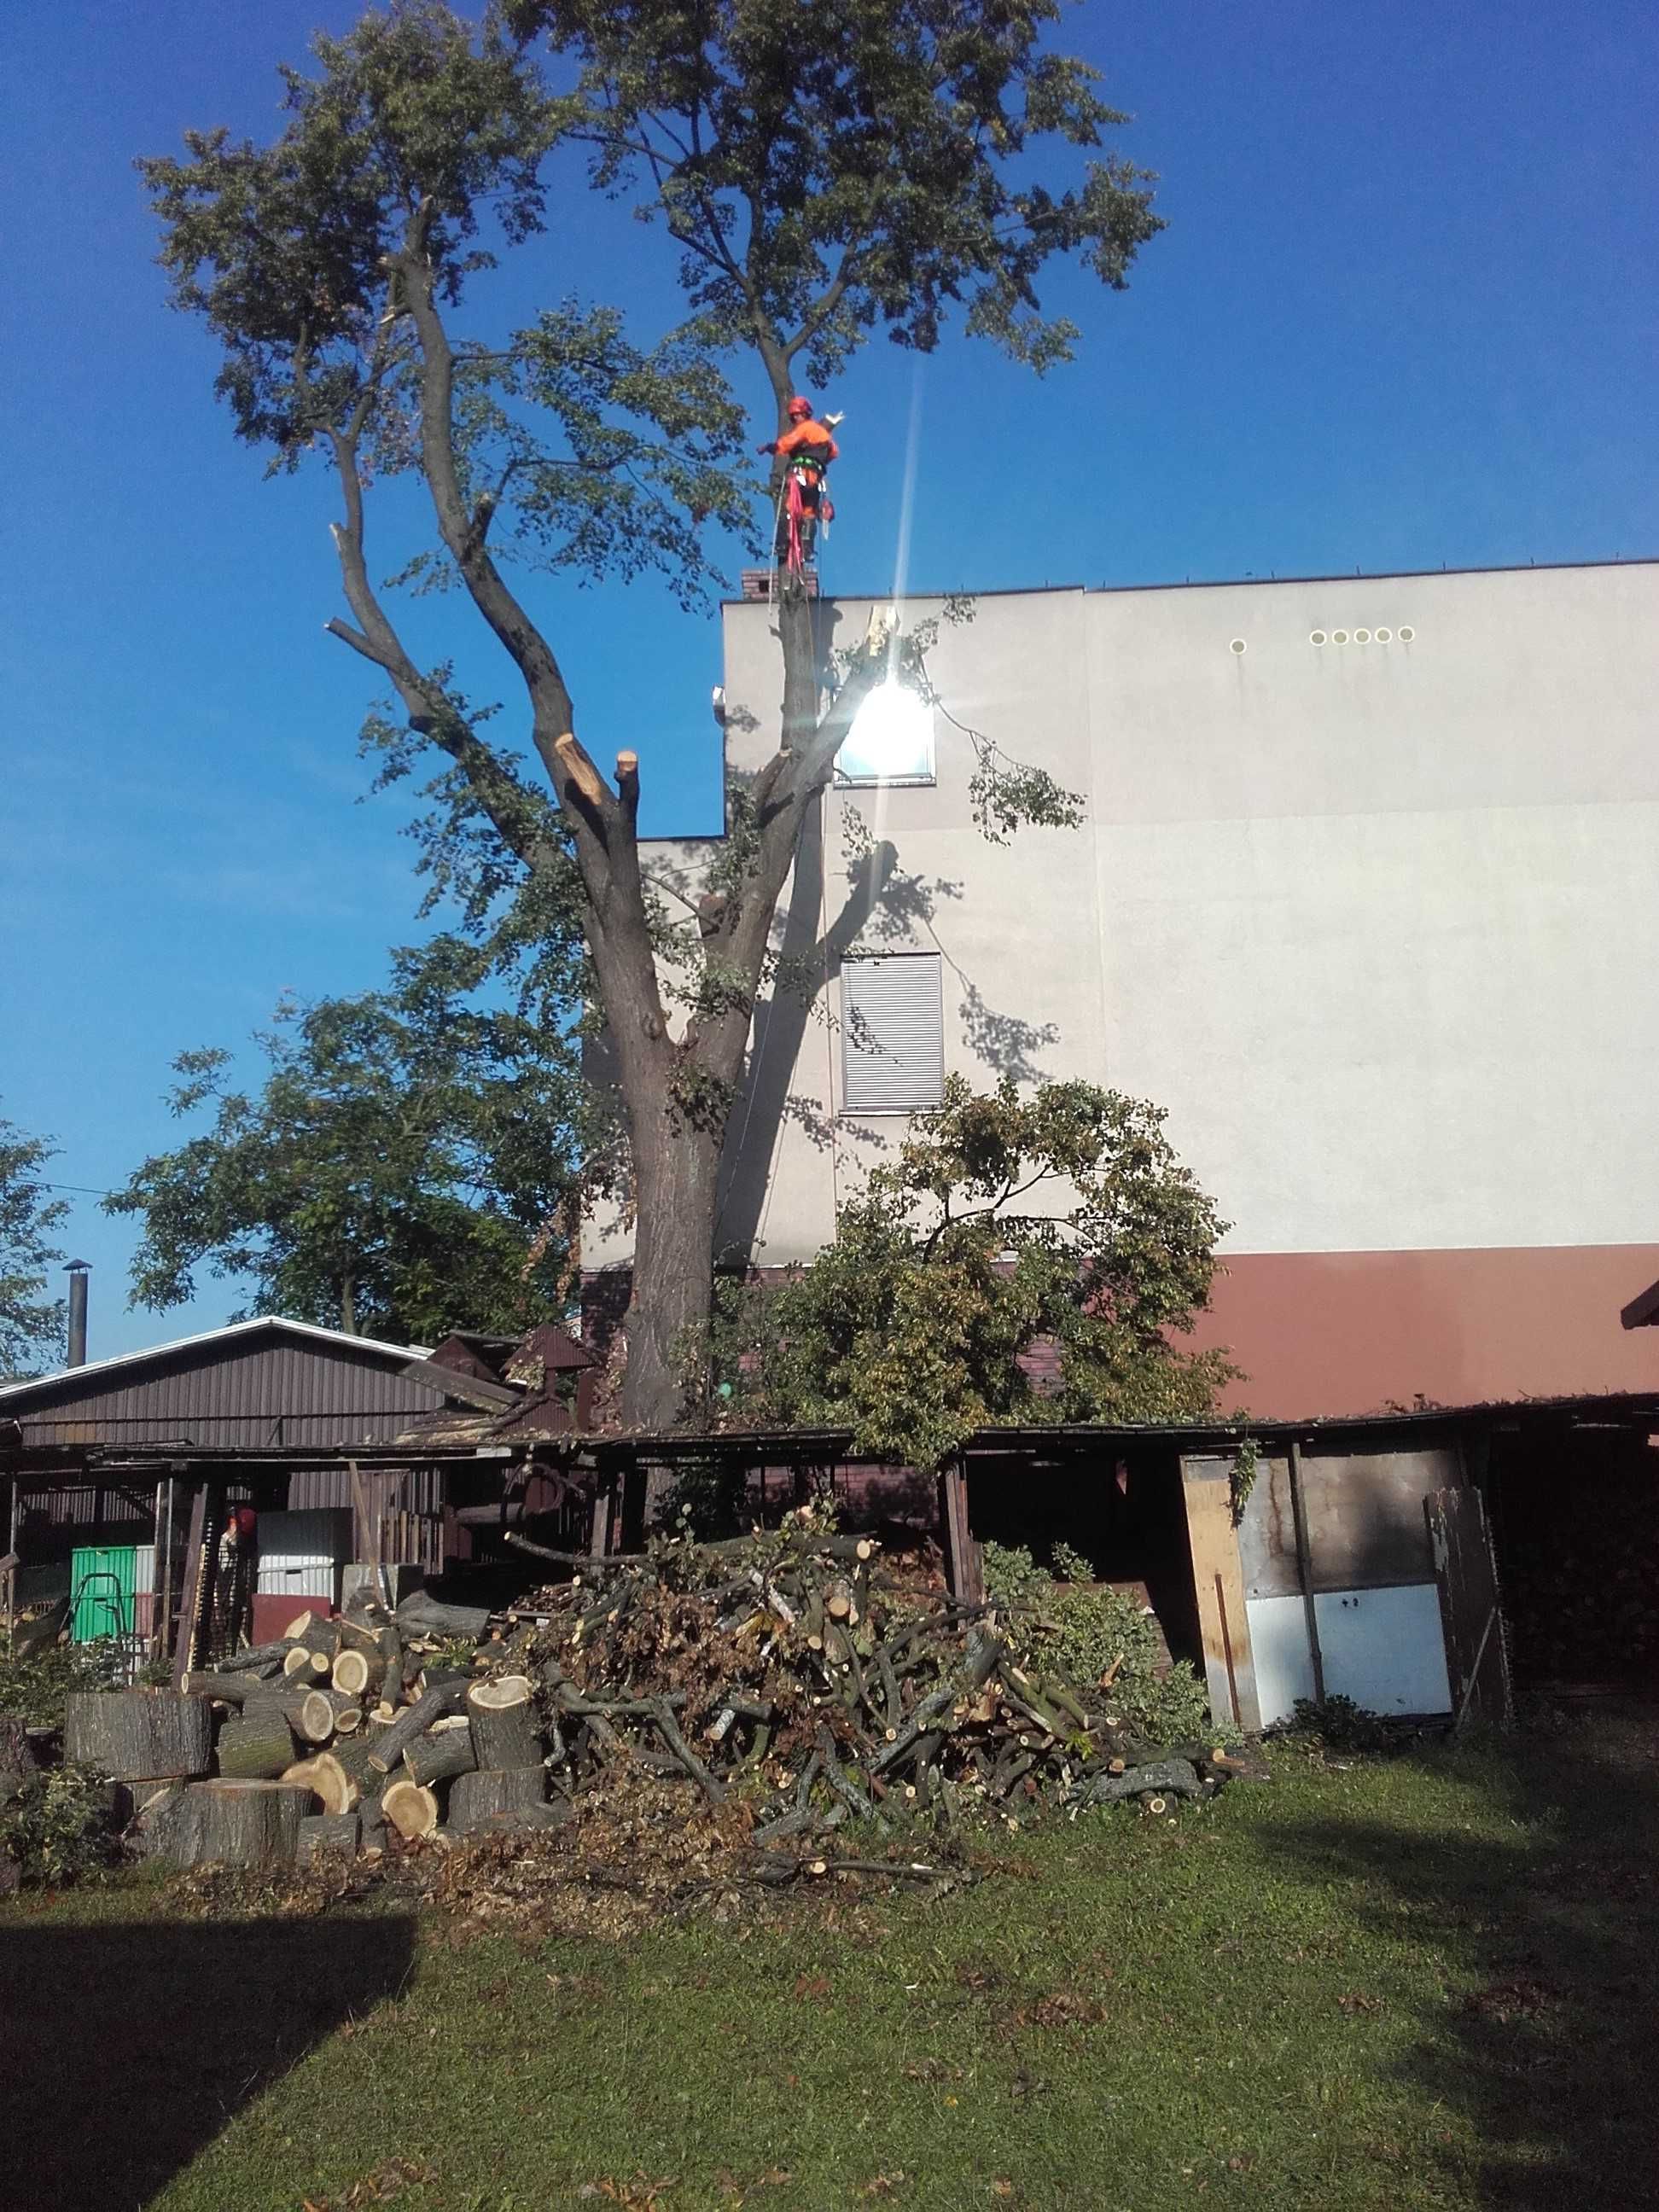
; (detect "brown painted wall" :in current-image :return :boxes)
[1193,1245,1659,1420]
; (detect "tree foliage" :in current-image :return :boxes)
[104,969,589,1343]
[0,1113,68,1381]
[140,0,1166,1424]
[716,1075,1235,1468]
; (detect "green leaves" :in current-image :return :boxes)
[0,1112,68,1380]
[717,1074,1235,1467]
[104,972,591,1343]
[510,0,1164,381]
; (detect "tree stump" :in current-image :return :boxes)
[467,1678,540,1771]
[297,1811,361,1865]
[404,1722,478,1790]
[448,1767,548,1837]
[65,1693,212,1782]
[215,1716,298,1780]
[145,1779,312,1867]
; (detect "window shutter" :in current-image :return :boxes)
[841,954,944,1112]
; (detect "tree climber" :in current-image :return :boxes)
[760,395,840,574]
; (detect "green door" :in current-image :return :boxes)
[70,1546,137,1643]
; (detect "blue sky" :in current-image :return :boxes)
[3,1,1656,1358]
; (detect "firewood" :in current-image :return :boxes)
[394,1590,491,1640]
[282,1610,316,1641]
[368,1681,470,1774]
[466,1677,540,1771]
[216,1716,299,1780]
[147,1779,312,1867]
[213,1640,294,1674]
[381,1778,440,1838]
[447,1766,548,1837]
[183,1671,257,1707]
[282,1645,313,1680]
[281,1752,358,1816]
[298,1811,361,1865]
[331,1649,373,1698]
[65,1692,212,1782]
[404,1724,479,1790]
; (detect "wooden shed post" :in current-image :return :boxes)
[939,1458,983,1604]
[1179,1453,1260,1733]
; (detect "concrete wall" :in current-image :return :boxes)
[602,560,1659,1414]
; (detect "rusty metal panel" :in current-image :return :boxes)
[1239,1445,1461,1597]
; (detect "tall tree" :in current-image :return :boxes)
[104,970,589,1344]
[141,0,1162,1424]
[714,1075,1235,1469]
[0,1114,68,1380]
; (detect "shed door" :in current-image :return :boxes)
[1425,1486,1512,1729]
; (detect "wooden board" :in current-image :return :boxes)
[1424,1485,1512,1731]
[1179,1454,1260,1732]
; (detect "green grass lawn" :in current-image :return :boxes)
[5,1714,1656,2212]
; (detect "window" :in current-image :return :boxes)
[841,953,944,1113]
[835,679,936,786]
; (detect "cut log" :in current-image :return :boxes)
[255,1689,341,1746]
[215,1639,294,1674]
[215,1716,298,1781]
[282,1611,316,1641]
[13,1597,70,1657]
[330,1648,381,1699]
[467,1677,540,1771]
[1077,1757,1202,1807]
[281,1753,358,1816]
[368,1681,469,1775]
[282,1645,313,1680]
[404,1724,479,1790]
[297,1811,360,1865]
[448,1766,547,1837]
[332,1703,363,1735]
[65,1692,212,1782]
[183,1671,258,1707]
[147,1779,312,1867]
[381,1778,440,1839]
[394,1590,491,1640]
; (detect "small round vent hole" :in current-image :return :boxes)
[1229,637,1247,654]
[1310,630,1327,646]
[1398,625,1415,642]
[1375,627,1392,643]
[1354,628,1371,643]
[1332,629,1349,643]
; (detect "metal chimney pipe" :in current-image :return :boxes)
[65,1261,90,1368]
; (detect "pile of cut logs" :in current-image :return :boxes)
[64,1586,545,1871]
[62,1527,1261,1873]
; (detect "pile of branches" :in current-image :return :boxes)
[492,1512,1258,1851]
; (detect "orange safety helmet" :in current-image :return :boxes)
[786,394,814,420]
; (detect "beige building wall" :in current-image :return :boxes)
[596,560,1659,1412]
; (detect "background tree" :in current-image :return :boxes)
[0,1114,68,1380]
[717,1075,1236,1470]
[141,0,1162,1424]
[104,965,590,1344]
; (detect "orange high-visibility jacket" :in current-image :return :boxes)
[771,419,838,469]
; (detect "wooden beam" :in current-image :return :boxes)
[1179,1453,1260,1733]
[939,1459,983,1604]
[1286,1438,1326,1707]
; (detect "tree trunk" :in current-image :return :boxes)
[618,1112,724,1429]
[65,1693,212,1782]
[215,1717,298,1780]
[298,1811,361,1865]
[447,1766,551,1837]
[282,1753,358,1815]
[144,1779,312,1867]
[466,1678,540,1771]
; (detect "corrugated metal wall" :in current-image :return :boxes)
[12,1332,446,1449]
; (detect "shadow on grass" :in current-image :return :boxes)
[0,1906,416,2211]
[1254,1712,1659,2209]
